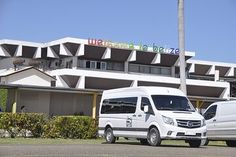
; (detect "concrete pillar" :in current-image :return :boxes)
[72,57,78,69]
[92,93,98,119]
[76,76,85,89]
[12,89,18,113]
[214,70,219,82]
[171,66,175,77]
[124,61,129,73]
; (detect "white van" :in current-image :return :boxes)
[98,86,206,147]
[203,101,236,147]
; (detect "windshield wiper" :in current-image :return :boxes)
[158,107,174,110]
[175,108,195,112]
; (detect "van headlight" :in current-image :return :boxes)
[162,115,174,125]
[202,119,206,126]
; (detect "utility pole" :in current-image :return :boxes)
[178,0,187,95]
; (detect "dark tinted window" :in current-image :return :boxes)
[204,105,217,120]
[101,97,137,114]
[151,95,195,112]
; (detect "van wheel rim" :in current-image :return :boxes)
[106,132,112,141]
[150,132,157,144]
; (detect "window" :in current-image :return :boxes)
[203,105,217,120]
[86,61,90,68]
[141,97,154,114]
[97,62,101,69]
[101,97,137,114]
[90,61,96,69]
[51,81,56,87]
[84,60,107,70]
[101,62,106,70]
[152,95,195,112]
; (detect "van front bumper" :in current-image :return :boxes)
[160,125,207,140]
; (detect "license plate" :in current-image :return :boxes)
[185,132,195,136]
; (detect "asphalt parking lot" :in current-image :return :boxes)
[0,143,235,157]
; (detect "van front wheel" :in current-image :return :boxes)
[189,140,201,148]
[226,140,236,147]
[147,127,161,146]
[105,128,116,144]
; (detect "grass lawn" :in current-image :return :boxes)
[0,138,227,146]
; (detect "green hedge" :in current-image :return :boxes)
[43,116,98,139]
[0,113,97,139]
[0,113,46,138]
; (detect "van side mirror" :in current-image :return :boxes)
[144,105,149,113]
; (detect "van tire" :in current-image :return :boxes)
[226,140,236,147]
[105,128,116,144]
[147,127,161,146]
[189,140,201,148]
[203,139,209,146]
[140,139,148,145]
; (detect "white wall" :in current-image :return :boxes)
[49,92,93,116]
[18,90,50,114]
[6,68,52,86]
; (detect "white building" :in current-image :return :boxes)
[0,37,236,117]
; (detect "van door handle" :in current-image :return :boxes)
[132,115,136,117]
[138,115,142,117]
[213,119,216,122]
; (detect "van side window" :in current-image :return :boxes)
[204,105,217,120]
[101,97,137,114]
[141,97,154,115]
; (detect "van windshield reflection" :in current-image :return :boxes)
[151,95,195,112]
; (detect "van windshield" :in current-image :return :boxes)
[151,95,195,112]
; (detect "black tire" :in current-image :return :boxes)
[226,140,236,147]
[147,127,161,146]
[104,127,116,144]
[189,140,201,148]
[140,139,148,145]
[203,139,209,146]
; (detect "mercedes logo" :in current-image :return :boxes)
[187,121,193,128]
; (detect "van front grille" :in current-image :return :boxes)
[176,119,201,129]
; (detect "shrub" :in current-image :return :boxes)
[0,113,20,138]
[0,113,46,138]
[19,113,46,137]
[0,113,98,139]
[43,116,98,139]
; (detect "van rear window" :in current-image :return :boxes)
[101,97,137,114]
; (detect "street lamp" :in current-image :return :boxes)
[178,0,187,95]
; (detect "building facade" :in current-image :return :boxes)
[0,37,236,117]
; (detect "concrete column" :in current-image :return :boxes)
[102,48,111,59]
[124,61,129,73]
[33,47,41,58]
[171,66,175,77]
[214,70,219,82]
[76,76,85,89]
[92,93,98,119]
[131,80,138,87]
[12,89,18,113]
[72,57,78,69]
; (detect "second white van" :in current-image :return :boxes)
[98,86,206,147]
[203,101,236,147]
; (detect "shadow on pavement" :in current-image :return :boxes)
[101,141,208,148]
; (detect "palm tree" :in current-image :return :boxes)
[178,0,187,94]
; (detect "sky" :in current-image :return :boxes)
[0,0,236,63]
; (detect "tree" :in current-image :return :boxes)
[0,89,7,111]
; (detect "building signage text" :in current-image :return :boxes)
[88,38,179,55]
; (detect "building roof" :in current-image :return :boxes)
[0,66,56,80]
